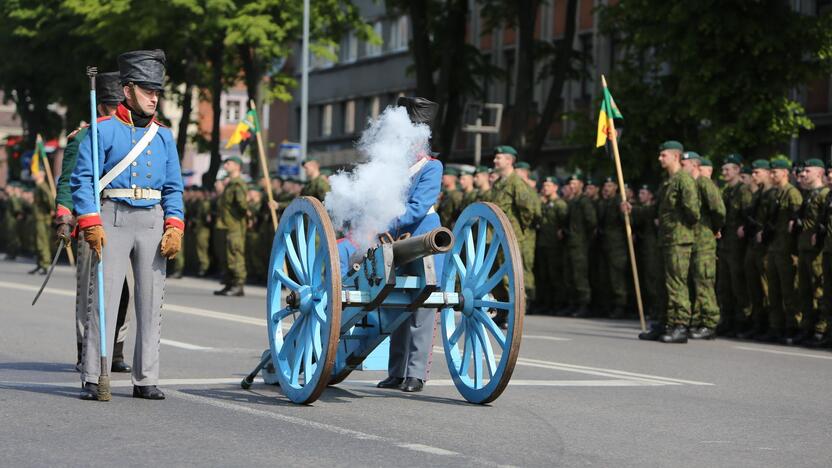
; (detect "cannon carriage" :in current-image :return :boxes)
[242,196,524,404]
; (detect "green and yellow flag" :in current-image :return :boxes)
[225,109,259,149]
[30,138,47,175]
[596,86,623,148]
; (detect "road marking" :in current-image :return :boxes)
[161,339,213,350]
[522,334,570,341]
[164,303,266,327]
[0,280,74,297]
[166,390,496,465]
[734,345,832,361]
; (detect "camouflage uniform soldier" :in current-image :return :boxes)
[737,160,777,340]
[192,188,212,276]
[438,167,463,228]
[513,161,542,308]
[3,184,23,260]
[29,171,55,274]
[301,158,331,202]
[213,156,249,297]
[458,168,478,211]
[764,158,802,344]
[489,145,539,327]
[809,168,832,347]
[794,159,828,344]
[717,154,752,335]
[630,141,700,343]
[682,152,725,339]
[631,184,665,319]
[473,166,493,202]
[565,174,597,317]
[535,176,568,313]
[245,185,265,283]
[598,176,629,318]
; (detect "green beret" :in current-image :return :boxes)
[585,176,597,186]
[223,155,243,166]
[804,158,825,169]
[751,159,771,170]
[659,140,684,152]
[443,167,459,176]
[543,176,559,185]
[474,165,491,175]
[724,154,743,166]
[493,145,517,156]
[528,172,538,180]
[567,173,583,182]
[700,157,713,167]
[320,168,333,176]
[681,151,701,161]
[304,157,318,164]
[740,165,752,175]
[638,184,653,192]
[515,161,531,170]
[770,158,792,170]
[603,176,615,184]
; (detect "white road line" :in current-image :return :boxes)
[164,303,266,327]
[161,339,213,350]
[734,345,832,361]
[0,280,74,297]
[522,334,571,341]
[166,390,496,465]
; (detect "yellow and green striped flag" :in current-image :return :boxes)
[30,138,47,175]
[596,86,623,148]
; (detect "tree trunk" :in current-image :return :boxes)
[176,81,193,160]
[508,0,540,151]
[408,0,436,99]
[204,37,225,188]
[527,0,579,161]
[435,0,468,158]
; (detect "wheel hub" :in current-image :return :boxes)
[461,288,475,317]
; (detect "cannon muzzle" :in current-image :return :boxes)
[391,227,454,266]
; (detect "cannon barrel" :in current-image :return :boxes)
[391,227,454,266]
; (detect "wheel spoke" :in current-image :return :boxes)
[283,232,306,282]
[474,298,513,310]
[306,223,317,282]
[473,309,506,350]
[451,253,467,279]
[475,262,509,296]
[448,316,465,346]
[274,267,301,291]
[310,315,322,359]
[464,224,475,272]
[295,215,309,281]
[474,235,502,283]
[313,300,327,324]
[303,319,315,379]
[459,322,473,376]
[311,246,325,289]
[272,307,293,323]
[474,218,487,273]
[472,322,483,388]
[471,320,497,378]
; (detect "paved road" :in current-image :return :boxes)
[1,258,830,467]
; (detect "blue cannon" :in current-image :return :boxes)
[241,197,525,404]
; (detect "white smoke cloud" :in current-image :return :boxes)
[324,106,431,252]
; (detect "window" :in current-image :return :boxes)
[321,104,333,137]
[370,97,380,119]
[343,32,358,63]
[366,21,383,57]
[310,45,335,70]
[344,100,356,134]
[389,16,409,52]
[224,99,241,124]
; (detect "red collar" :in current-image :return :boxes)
[114,103,163,127]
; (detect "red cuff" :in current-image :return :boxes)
[165,217,185,231]
[55,205,72,218]
[77,214,102,229]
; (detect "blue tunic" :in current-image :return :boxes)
[71,104,184,225]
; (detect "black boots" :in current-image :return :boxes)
[639,323,665,341]
[28,266,46,275]
[400,377,424,393]
[660,325,689,344]
[213,284,244,296]
[689,327,717,340]
[133,385,165,400]
[376,376,404,389]
[79,382,100,401]
[111,342,131,373]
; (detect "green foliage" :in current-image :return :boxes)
[601,0,832,171]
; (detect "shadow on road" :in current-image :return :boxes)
[0,361,77,373]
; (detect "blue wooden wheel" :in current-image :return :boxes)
[267,197,341,404]
[440,202,525,404]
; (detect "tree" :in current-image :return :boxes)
[601,0,832,163]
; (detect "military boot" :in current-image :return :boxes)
[213,284,232,295]
[111,341,132,373]
[803,332,827,348]
[216,284,244,297]
[689,326,717,340]
[659,325,689,344]
[638,322,666,341]
[79,382,100,401]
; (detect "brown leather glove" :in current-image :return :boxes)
[83,225,106,258]
[160,227,183,259]
[55,213,76,243]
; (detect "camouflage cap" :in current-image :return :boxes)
[804,158,825,169]
[723,154,743,166]
[770,158,792,170]
[659,140,684,152]
[751,159,771,170]
[493,145,517,156]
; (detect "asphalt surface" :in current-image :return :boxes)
[1,257,830,467]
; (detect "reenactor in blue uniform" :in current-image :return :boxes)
[72,50,184,400]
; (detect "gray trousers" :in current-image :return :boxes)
[388,308,437,380]
[82,201,166,386]
[75,239,132,345]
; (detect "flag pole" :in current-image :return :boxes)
[37,133,74,265]
[250,100,279,232]
[601,75,646,332]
